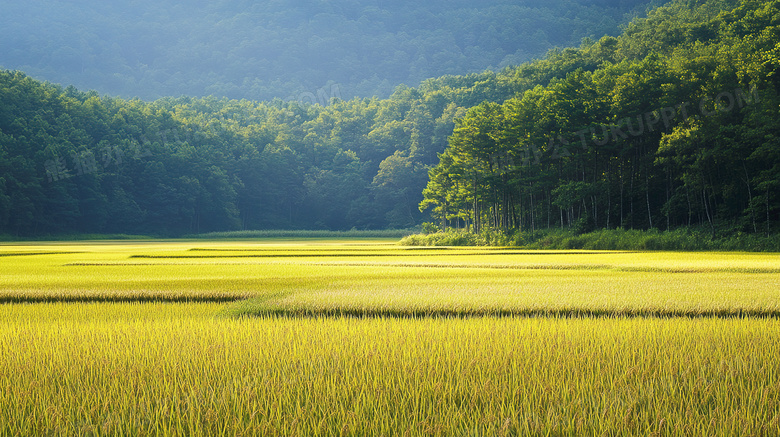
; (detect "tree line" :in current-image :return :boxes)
[0,68,503,235]
[420,0,780,238]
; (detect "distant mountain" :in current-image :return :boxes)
[0,0,657,101]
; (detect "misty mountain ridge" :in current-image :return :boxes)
[0,0,657,101]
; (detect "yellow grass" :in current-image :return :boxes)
[0,241,779,435]
[1,304,779,436]
[1,242,778,316]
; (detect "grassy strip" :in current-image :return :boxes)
[184,229,415,239]
[1,229,414,242]
[129,251,559,259]
[0,234,155,242]
[0,295,242,304]
[0,251,84,257]
[306,262,780,274]
[188,247,433,251]
[222,298,780,319]
[401,227,780,252]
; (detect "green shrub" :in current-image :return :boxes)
[400,227,780,252]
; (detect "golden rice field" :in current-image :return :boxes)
[1,240,779,436]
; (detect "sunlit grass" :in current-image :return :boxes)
[227,269,780,318]
[1,241,779,435]
[0,305,777,436]
[1,243,778,316]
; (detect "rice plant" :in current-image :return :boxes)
[1,241,778,435]
[0,305,777,436]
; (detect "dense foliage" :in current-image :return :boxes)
[0,33,654,237]
[421,0,780,238]
[0,0,653,101]
[0,71,470,235]
[2,0,779,238]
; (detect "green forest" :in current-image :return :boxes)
[1,0,779,238]
[420,0,780,239]
[0,0,653,101]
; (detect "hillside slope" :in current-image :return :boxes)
[0,0,656,101]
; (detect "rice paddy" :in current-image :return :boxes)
[1,240,779,435]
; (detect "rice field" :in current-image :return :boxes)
[1,240,779,435]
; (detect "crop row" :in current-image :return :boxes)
[1,304,778,436]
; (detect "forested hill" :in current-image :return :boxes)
[1,0,779,237]
[421,0,780,238]
[0,0,655,101]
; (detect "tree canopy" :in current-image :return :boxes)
[420,0,780,238]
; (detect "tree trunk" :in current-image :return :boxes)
[473,170,479,234]
[686,185,692,227]
[547,189,551,230]
[630,163,635,230]
[702,187,715,239]
[665,166,670,231]
[645,169,653,229]
[620,160,624,228]
[743,161,756,233]
[529,187,536,232]
[560,207,564,230]
[606,169,611,230]
[768,188,771,238]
